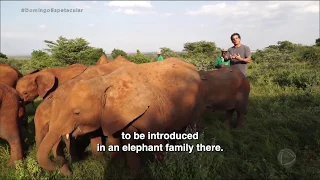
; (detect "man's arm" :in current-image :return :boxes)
[215,57,221,69]
[240,46,251,63]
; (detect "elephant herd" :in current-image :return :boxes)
[0,55,250,176]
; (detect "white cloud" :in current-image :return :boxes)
[70,1,92,9]
[186,1,319,17]
[200,24,205,28]
[112,8,156,15]
[106,1,152,8]
[185,1,319,29]
[39,24,47,29]
[39,1,56,6]
[89,24,94,27]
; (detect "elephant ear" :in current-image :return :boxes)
[35,72,56,98]
[101,79,151,137]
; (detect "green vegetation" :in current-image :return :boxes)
[0,37,320,179]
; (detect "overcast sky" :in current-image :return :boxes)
[1,1,319,56]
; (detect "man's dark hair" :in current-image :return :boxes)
[231,33,241,40]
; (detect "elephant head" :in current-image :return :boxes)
[37,71,151,174]
[16,71,56,103]
[16,65,87,103]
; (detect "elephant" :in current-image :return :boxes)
[0,64,27,128]
[14,64,88,165]
[0,63,23,88]
[35,57,135,175]
[198,66,250,128]
[0,83,26,167]
[16,63,87,104]
[34,95,91,169]
[36,58,205,176]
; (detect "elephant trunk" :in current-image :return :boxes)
[37,128,62,171]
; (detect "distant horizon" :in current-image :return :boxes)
[5,49,260,58]
[1,1,318,56]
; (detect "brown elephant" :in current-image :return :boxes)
[198,66,250,128]
[35,57,135,175]
[0,64,27,127]
[0,63,23,88]
[14,64,87,165]
[16,63,87,104]
[0,83,26,167]
[36,58,204,176]
[34,95,91,169]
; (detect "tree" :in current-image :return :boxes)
[128,49,152,64]
[111,48,128,59]
[183,41,219,58]
[43,36,105,65]
[160,47,179,58]
[27,50,64,70]
[277,41,300,52]
[0,52,8,59]
[316,38,320,46]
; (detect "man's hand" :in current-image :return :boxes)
[220,64,225,68]
[234,53,242,61]
[230,54,236,59]
[234,54,243,61]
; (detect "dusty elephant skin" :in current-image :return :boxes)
[30,61,113,169]
[36,58,204,176]
[0,83,26,167]
[14,64,88,170]
[15,64,87,157]
[34,96,90,167]
[0,63,23,88]
[96,54,111,65]
[36,57,135,175]
[199,66,250,128]
[0,64,27,127]
[16,63,87,104]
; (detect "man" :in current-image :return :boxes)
[215,48,230,69]
[224,33,251,77]
[157,51,164,61]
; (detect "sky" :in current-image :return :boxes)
[1,1,319,56]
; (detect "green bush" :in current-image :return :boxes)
[1,39,320,179]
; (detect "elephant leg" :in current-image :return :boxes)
[194,105,206,131]
[67,136,82,162]
[52,139,71,176]
[0,119,24,167]
[89,128,104,156]
[3,134,23,167]
[122,126,140,175]
[235,110,245,128]
[90,137,103,156]
[107,136,122,160]
[144,138,166,162]
[52,140,67,165]
[224,109,234,128]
